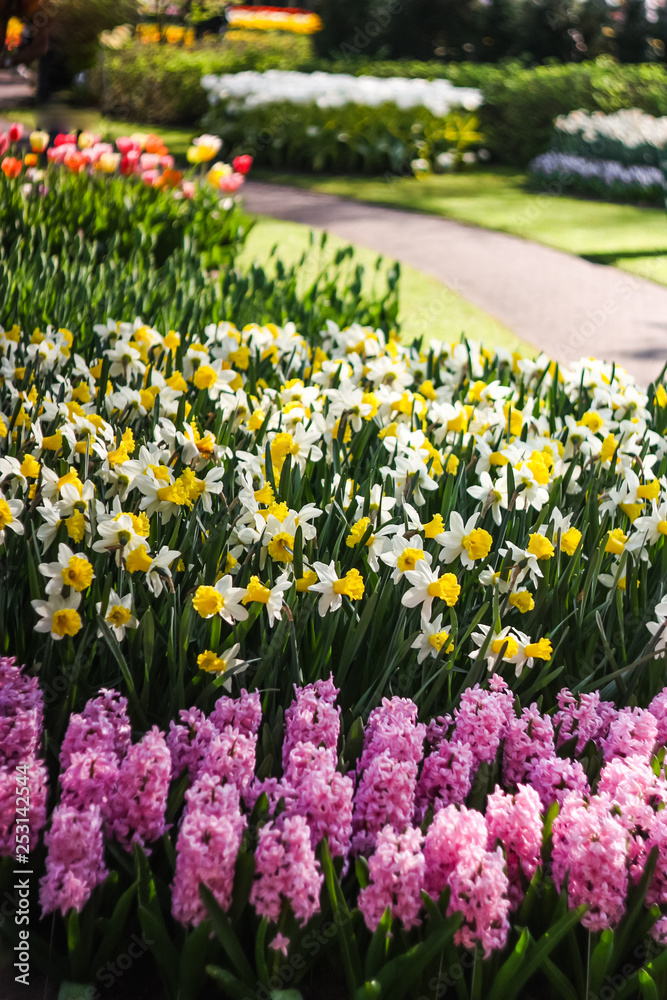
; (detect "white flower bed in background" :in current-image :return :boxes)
[556,108,667,150]
[202,70,483,116]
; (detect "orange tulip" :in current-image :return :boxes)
[24,153,38,167]
[145,134,169,156]
[63,150,86,174]
[1,156,22,178]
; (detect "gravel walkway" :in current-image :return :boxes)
[244,181,667,387]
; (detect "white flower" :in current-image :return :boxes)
[96,589,138,641]
[436,511,481,568]
[411,614,454,664]
[401,561,459,623]
[38,543,94,595]
[0,491,24,545]
[31,592,82,640]
[467,471,508,526]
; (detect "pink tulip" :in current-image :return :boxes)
[141,168,160,186]
[116,136,139,155]
[218,172,244,194]
[181,180,195,200]
[8,123,24,143]
[0,133,9,157]
[139,153,160,172]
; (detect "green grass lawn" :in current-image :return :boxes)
[253,168,667,287]
[240,217,533,355]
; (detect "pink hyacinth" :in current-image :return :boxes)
[282,675,341,767]
[502,704,554,787]
[171,776,246,926]
[529,754,589,808]
[60,688,131,770]
[167,707,217,780]
[552,792,628,931]
[358,696,426,772]
[201,725,257,794]
[210,688,262,737]
[647,807,667,910]
[284,743,353,859]
[0,656,44,766]
[414,738,473,824]
[598,755,665,884]
[648,688,667,747]
[105,726,171,851]
[486,785,542,909]
[250,815,323,925]
[423,804,488,898]
[358,824,425,931]
[447,844,511,957]
[40,804,108,916]
[602,707,657,763]
[351,749,418,857]
[554,688,617,753]
[0,760,48,856]
[60,749,119,812]
[452,679,515,767]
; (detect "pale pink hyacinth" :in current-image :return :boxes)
[60,749,119,811]
[414,738,473,824]
[486,785,542,909]
[40,804,108,916]
[647,808,667,909]
[529,754,589,808]
[423,804,488,898]
[351,750,418,857]
[358,824,425,931]
[282,675,340,767]
[105,726,171,851]
[447,844,511,957]
[59,688,131,770]
[167,706,217,780]
[452,678,514,767]
[358,696,426,772]
[554,688,617,753]
[552,792,628,931]
[210,688,262,737]
[602,706,658,763]
[250,815,323,926]
[201,725,257,795]
[171,776,247,926]
[502,704,554,787]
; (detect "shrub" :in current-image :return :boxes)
[89,33,314,123]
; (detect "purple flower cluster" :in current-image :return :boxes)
[0,657,47,857]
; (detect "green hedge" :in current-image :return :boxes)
[92,49,667,166]
[89,33,314,124]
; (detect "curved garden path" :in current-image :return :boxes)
[244,181,667,387]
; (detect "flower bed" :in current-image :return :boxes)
[227,5,323,34]
[529,151,665,205]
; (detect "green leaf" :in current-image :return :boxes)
[178,919,213,1000]
[319,839,363,992]
[200,884,256,988]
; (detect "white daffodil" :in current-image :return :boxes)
[31,592,82,640]
[411,613,454,664]
[308,561,364,617]
[0,491,24,546]
[96,589,138,641]
[38,543,94,595]
[401,561,460,622]
[467,471,508,526]
[380,532,432,583]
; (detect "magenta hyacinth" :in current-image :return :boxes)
[201,725,257,795]
[0,760,48,856]
[529,754,589,808]
[60,749,120,811]
[167,707,217,780]
[423,804,488,898]
[358,824,425,931]
[502,704,554,787]
[358,696,426,772]
[554,688,617,753]
[602,707,658,763]
[414,738,473,823]
[40,804,108,916]
[282,675,341,768]
[452,679,514,767]
[171,776,247,926]
[105,726,171,851]
[284,742,354,859]
[210,688,262,737]
[0,656,44,766]
[351,749,418,856]
[447,843,511,957]
[60,688,131,771]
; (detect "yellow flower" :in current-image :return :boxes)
[600,434,617,464]
[193,365,218,390]
[509,590,534,613]
[224,553,238,573]
[166,371,187,392]
[397,547,426,573]
[242,576,272,604]
[620,502,643,523]
[656,384,667,408]
[527,533,555,560]
[446,454,459,476]
[61,556,94,592]
[20,455,40,478]
[125,545,153,574]
[427,573,461,606]
[428,630,454,654]
[424,514,445,538]
[296,570,318,593]
[65,511,86,543]
[491,636,519,659]
[0,498,13,529]
[197,650,226,673]
[579,410,604,434]
[489,451,509,467]
[254,482,275,506]
[193,586,224,618]
[52,608,82,638]
[525,638,552,661]
[332,568,365,601]
[637,480,660,501]
[462,528,492,562]
[268,531,295,563]
[107,605,132,628]
[560,527,581,556]
[605,528,627,555]
[346,518,372,548]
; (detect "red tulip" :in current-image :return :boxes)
[232,154,253,175]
